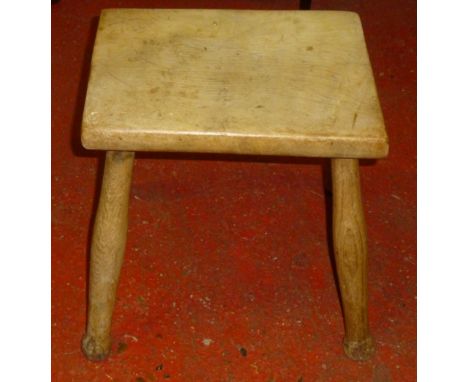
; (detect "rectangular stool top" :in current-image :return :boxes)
[82,9,388,158]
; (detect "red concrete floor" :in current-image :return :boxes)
[52,1,416,381]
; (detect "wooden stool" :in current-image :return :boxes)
[80,9,388,362]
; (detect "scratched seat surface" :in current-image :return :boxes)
[81,9,388,158]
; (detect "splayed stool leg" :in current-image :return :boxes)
[82,151,135,361]
[331,158,375,360]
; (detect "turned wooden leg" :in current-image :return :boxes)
[82,151,134,361]
[331,158,375,361]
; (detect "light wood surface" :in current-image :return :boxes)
[82,151,135,361]
[80,9,385,362]
[331,158,374,360]
[82,9,388,158]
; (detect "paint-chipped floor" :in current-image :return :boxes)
[52,1,416,381]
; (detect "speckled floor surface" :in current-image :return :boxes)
[52,1,416,381]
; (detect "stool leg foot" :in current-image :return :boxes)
[82,151,134,361]
[331,158,375,361]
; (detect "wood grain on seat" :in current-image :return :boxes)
[82,9,388,158]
